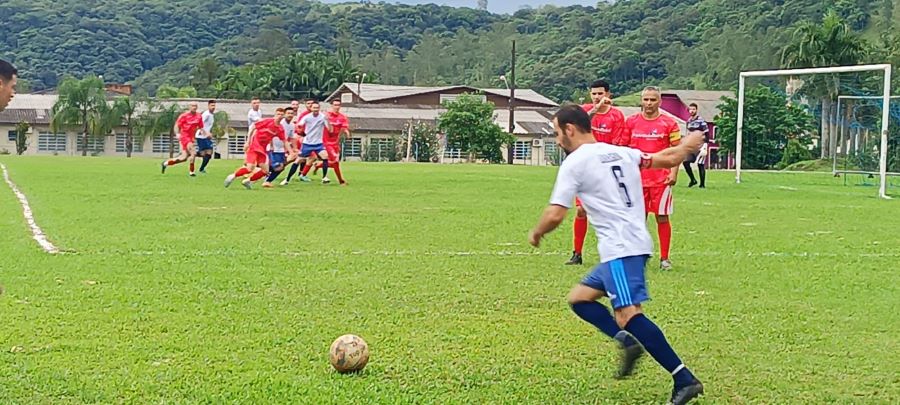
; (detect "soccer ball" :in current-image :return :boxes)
[329,334,369,373]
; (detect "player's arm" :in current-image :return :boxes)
[663,125,683,185]
[643,131,704,169]
[530,164,579,247]
[529,205,568,247]
[613,112,629,146]
[244,127,256,152]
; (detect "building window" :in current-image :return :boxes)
[8,130,16,141]
[152,134,179,154]
[513,141,531,159]
[228,135,247,154]
[344,137,362,157]
[76,134,105,153]
[443,141,463,159]
[544,142,561,165]
[38,133,67,152]
[440,94,486,104]
[115,133,144,153]
[341,93,354,104]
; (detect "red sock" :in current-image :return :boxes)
[658,220,672,260]
[189,162,195,172]
[234,167,251,177]
[249,170,268,182]
[301,164,312,176]
[166,159,179,166]
[332,162,345,183]
[573,216,588,254]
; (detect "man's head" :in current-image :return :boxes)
[688,103,698,117]
[207,100,217,113]
[589,80,611,105]
[640,86,661,117]
[284,106,295,122]
[188,101,199,114]
[274,107,285,121]
[552,104,593,154]
[0,59,18,112]
[290,99,300,110]
[251,97,261,111]
[310,101,321,115]
[331,99,342,113]
[305,98,315,112]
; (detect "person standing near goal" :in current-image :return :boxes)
[682,103,709,188]
[566,79,629,266]
[529,104,704,405]
[627,87,681,271]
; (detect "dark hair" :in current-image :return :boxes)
[285,107,295,112]
[208,99,216,105]
[331,99,342,104]
[590,80,610,92]
[689,103,699,108]
[251,97,260,102]
[305,98,317,103]
[553,104,591,133]
[0,59,17,83]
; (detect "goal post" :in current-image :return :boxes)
[834,95,900,177]
[737,64,892,199]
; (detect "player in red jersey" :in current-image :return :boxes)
[161,101,205,175]
[627,87,682,270]
[565,80,630,266]
[312,99,350,185]
[282,98,316,184]
[224,107,296,189]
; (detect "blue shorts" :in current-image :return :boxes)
[268,152,286,168]
[300,143,324,157]
[581,255,650,309]
[196,137,214,152]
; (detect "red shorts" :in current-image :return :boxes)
[244,148,268,166]
[179,137,194,153]
[325,143,341,162]
[643,186,673,215]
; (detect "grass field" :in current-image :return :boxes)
[1,156,898,404]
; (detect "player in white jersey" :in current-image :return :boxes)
[194,100,216,175]
[529,105,705,405]
[247,97,263,129]
[262,106,298,188]
[291,101,332,183]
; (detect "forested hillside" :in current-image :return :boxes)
[1,0,895,100]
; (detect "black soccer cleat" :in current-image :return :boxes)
[565,252,583,265]
[669,379,704,405]
[614,341,645,379]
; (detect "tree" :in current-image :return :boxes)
[210,110,234,148]
[781,11,868,158]
[137,101,181,158]
[157,84,197,99]
[397,121,442,162]
[15,121,30,155]
[50,76,108,156]
[112,97,143,157]
[438,94,514,164]
[716,86,818,170]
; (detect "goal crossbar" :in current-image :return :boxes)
[736,64,892,199]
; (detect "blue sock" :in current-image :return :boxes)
[322,161,329,177]
[266,168,282,183]
[570,302,638,346]
[624,314,695,387]
[199,155,211,171]
[285,163,299,181]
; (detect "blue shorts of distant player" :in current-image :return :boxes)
[581,255,650,309]
[196,137,214,152]
[300,143,324,157]
[268,151,286,169]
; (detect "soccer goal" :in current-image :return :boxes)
[736,64,893,199]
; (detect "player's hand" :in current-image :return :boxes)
[665,171,678,186]
[528,230,542,248]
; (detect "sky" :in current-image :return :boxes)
[319,0,599,15]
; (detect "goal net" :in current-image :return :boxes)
[735,64,894,199]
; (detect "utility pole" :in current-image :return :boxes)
[507,40,516,165]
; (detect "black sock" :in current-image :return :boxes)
[266,167,282,183]
[683,162,696,183]
[199,155,211,171]
[285,163,300,181]
[322,161,329,177]
[698,164,706,187]
[625,314,695,388]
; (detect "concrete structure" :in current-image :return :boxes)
[0,84,563,165]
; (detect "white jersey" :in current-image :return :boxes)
[298,113,327,145]
[247,108,263,128]
[267,120,294,153]
[196,110,214,139]
[549,143,653,262]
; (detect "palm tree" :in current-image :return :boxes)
[137,101,181,159]
[211,110,235,152]
[112,97,143,157]
[50,76,107,156]
[781,11,868,158]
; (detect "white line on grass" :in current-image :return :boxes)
[1,163,61,254]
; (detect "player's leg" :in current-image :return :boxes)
[328,147,347,185]
[162,140,191,173]
[264,153,285,187]
[570,259,643,378]
[609,256,703,404]
[683,158,697,187]
[319,150,330,183]
[698,163,706,188]
[199,142,213,173]
[186,143,198,176]
[299,150,318,182]
[646,187,674,270]
[567,198,587,265]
